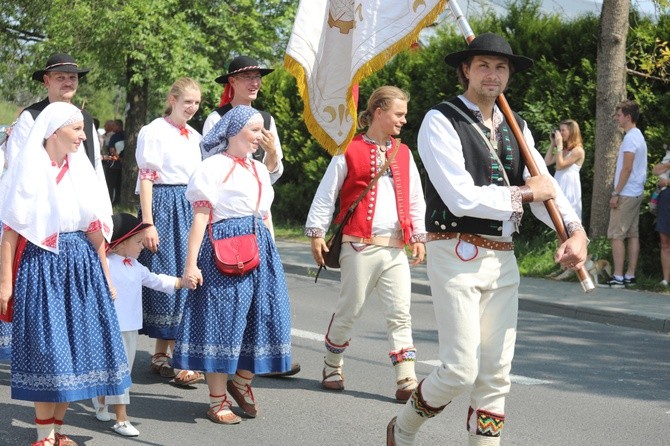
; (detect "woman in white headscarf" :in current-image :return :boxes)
[0,102,130,446]
[173,105,292,425]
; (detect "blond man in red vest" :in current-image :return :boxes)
[305,86,426,402]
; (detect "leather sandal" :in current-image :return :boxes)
[32,438,55,446]
[395,377,418,402]
[174,369,206,387]
[227,380,257,418]
[55,433,78,446]
[150,353,175,378]
[386,416,397,446]
[321,362,344,391]
[206,397,242,425]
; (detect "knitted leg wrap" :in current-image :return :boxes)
[394,380,449,446]
[390,346,417,385]
[467,407,505,438]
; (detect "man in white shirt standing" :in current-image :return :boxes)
[387,33,588,446]
[607,100,648,288]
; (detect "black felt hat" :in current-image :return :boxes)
[32,53,91,82]
[214,56,274,84]
[444,33,534,73]
[110,213,152,250]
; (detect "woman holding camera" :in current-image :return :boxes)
[544,119,585,219]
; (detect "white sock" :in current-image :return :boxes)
[35,418,55,443]
[469,433,501,446]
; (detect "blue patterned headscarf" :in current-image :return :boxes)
[201,105,262,157]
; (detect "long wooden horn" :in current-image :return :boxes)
[447,0,594,292]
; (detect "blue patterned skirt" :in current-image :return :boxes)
[0,320,10,362]
[11,232,131,402]
[173,216,292,374]
[138,184,192,339]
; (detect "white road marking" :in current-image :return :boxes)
[291,329,552,386]
[418,360,552,385]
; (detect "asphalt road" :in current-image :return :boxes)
[1,273,668,445]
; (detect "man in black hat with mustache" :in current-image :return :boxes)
[6,53,105,183]
[202,55,284,184]
[387,33,588,446]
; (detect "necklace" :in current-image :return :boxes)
[363,133,391,152]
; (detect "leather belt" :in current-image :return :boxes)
[342,235,405,249]
[426,232,514,251]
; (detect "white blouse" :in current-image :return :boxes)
[186,153,273,222]
[135,117,202,187]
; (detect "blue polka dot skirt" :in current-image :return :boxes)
[10,232,131,402]
[0,320,10,362]
[173,216,292,374]
[138,185,192,339]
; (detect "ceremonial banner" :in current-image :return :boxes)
[285,0,448,155]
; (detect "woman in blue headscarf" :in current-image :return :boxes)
[173,105,292,425]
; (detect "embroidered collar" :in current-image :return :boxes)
[164,116,190,139]
[362,133,392,152]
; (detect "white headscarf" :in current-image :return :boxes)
[0,102,113,253]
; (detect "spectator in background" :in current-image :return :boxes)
[544,119,585,220]
[104,119,124,205]
[606,100,647,289]
[652,144,670,286]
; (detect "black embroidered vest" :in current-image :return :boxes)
[424,98,525,236]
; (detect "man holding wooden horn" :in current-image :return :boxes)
[387,33,588,446]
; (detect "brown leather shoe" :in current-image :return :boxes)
[226,380,257,418]
[55,433,77,446]
[258,362,301,377]
[207,399,242,425]
[321,363,344,391]
[386,417,397,446]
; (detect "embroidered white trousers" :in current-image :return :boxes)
[421,238,518,421]
[325,242,414,358]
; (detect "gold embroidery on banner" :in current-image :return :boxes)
[328,0,363,35]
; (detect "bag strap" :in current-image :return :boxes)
[341,137,399,222]
[208,157,262,244]
[442,101,512,187]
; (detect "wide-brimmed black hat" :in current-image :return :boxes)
[214,56,274,84]
[110,213,152,250]
[32,53,91,82]
[444,33,534,73]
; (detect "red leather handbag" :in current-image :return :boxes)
[211,233,259,276]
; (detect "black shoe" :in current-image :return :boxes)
[258,362,301,377]
[624,277,636,288]
[606,278,624,288]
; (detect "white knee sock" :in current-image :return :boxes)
[35,417,55,442]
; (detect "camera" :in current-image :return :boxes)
[549,128,558,138]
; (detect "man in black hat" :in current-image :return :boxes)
[6,53,105,183]
[202,55,283,184]
[387,33,588,446]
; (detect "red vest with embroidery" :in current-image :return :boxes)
[335,134,413,244]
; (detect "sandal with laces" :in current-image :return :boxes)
[55,433,78,446]
[206,397,242,425]
[150,353,175,377]
[174,369,206,387]
[395,377,418,402]
[321,362,344,391]
[227,380,257,417]
[32,438,55,446]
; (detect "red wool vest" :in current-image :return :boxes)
[335,134,413,244]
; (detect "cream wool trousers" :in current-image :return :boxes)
[325,242,415,368]
[421,238,518,432]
